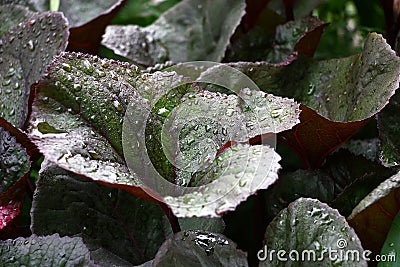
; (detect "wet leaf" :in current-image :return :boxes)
[0,4,36,38]
[145,87,299,186]
[348,171,400,254]
[35,52,140,154]
[227,16,327,63]
[162,144,281,217]
[102,0,246,65]
[28,89,153,201]
[123,61,300,217]
[261,198,366,266]
[31,164,167,265]
[231,33,400,167]
[265,17,328,63]
[0,11,68,128]
[378,92,400,167]
[0,116,39,230]
[153,230,248,266]
[0,233,94,266]
[264,150,393,222]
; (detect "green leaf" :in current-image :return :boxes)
[264,149,392,222]
[0,123,30,194]
[231,33,400,167]
[0,116,39,230]
[111,0,181,26]
[29,88,152,201]
[102,0,246,65]
[378,92,400,167]
[31,164,167,265]
[348,171,400,254]
[378,210,400,267]
[162,143,281,217]
[152,230,248,266]
[0,233,95,266]
[0,11,68,128]
[35,52,140,154]
[261,198,366,266]
[265,17,328,63]
[33,53,300,217]
[0,4,36,38]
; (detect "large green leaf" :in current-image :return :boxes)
[0,234,95,266]
[31,164,167,265]
[261,198,366,266]
[102,0,246,65]
[230,33,400,167]
[348,171,400,254]
[152,230,248,266]
[0,11,68,128]
[31,53,301,217]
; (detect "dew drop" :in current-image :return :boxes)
[27,39,35,51]
[82,59,94,73]
[73,83,82,92]
[113,100,123,111]
[62,63,72,72]
[270,108,283,118]
[2,79,11,86]
[96,69,106,77]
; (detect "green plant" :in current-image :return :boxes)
[2,0,400,266]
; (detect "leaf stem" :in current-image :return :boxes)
[159,202,181,233]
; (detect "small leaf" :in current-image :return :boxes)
[0,234,95,266]
[265,17,328,63]
[261,198,366,266]
[348,171,400,254]
[0,11,68,128]
[153,230,248,266]
[231,33,400,167]
[102,0,246,65]
[31,164,168,265]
